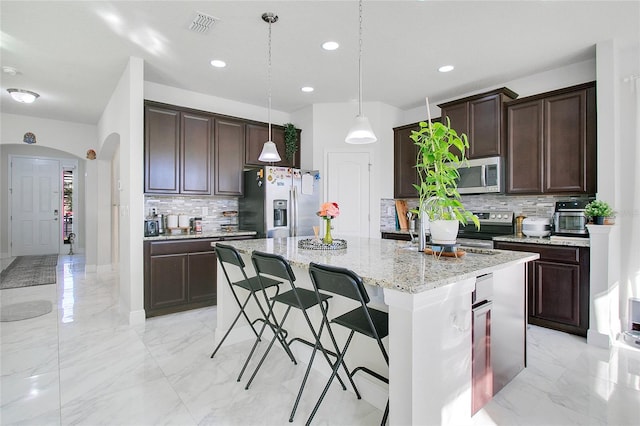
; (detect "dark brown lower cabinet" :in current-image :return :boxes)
[144,239,218,317]
[494,242,589,336]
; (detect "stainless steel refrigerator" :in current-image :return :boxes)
[239,166,321,238]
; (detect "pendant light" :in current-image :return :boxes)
[345,0,377,144]
[258,12,282,163]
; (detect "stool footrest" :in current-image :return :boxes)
[351,366,388,384]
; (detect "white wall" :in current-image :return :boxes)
[145,82,291,126]
[296,101,401,237]
[97,57,145,324]
[0,114,96,258]
[400,59,597,126]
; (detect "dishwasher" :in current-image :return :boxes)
[472,273,493,415]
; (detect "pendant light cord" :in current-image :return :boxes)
[268,18,273,142]
[357,0,363,117]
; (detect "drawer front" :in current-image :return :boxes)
[495,242,580,263]
[149,239,218,256]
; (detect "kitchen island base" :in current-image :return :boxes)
[212,238,536,425]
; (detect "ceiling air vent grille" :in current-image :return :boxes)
[189,12,218,34]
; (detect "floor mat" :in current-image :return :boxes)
[0,255,58,289]
[0,300,53,321]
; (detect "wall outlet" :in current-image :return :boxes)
[202,207,208,216]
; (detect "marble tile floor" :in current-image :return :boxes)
[0,254,639,425]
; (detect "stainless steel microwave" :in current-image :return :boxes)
[455,156,502,194]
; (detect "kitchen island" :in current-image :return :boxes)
[214,237,538,425]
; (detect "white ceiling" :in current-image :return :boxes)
[1,1,638,125]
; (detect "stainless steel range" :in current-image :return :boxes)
[457,211,515,249]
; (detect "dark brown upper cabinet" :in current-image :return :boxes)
[214,118,245,196]
[439,87,518,159]
[506,82,596,195]
[393,118,440,199]
[245,123,298,168]
[145,103,212,195]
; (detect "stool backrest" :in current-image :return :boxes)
[251,251,297,283]
[308,262,370,304]
[214,243,246,268]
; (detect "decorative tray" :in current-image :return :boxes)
[425,244,465,259]
[298,238,347,250]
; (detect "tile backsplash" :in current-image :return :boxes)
[144,195,239,232]
[381,194,592,229]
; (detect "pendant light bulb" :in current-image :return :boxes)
[345,0,376,144]
[258,12,282,163]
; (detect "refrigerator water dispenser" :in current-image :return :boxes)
[273,199,288,227]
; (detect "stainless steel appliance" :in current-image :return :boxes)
[522,217,552,237]
[457,210,514,249]
[156,214,165,234]
[239,166,321,238]
[472,273,493,414]
[455,156,502,194]
[554,199,591,237]
[144,219,159,237]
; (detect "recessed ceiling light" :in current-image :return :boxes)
[301,86,314,93]
[438,65,454,73]
[7,88,40,103]
[210,59,226,68]
[322,41,339,51]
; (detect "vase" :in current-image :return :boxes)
[429,219,459,245]
[323,218,333,244]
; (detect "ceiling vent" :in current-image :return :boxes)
[188,12,218,34]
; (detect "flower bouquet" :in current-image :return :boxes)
[317,202,340,244]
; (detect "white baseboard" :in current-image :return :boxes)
[129,309,146,325]
[96,264,113,274]
[587,329,611,348]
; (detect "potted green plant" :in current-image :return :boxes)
[283,123,298,165]
[584,199,613,225]
[410,117,479,246]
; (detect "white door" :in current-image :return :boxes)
[11,157,61,255]
[326,152,370,237]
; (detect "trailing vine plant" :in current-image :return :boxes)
[284,123,298,164]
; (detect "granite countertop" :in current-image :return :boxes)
[493,234,590,248]
[217,236,538,294]
[144,230,256,241]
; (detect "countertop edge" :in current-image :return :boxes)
[144,231,257,241]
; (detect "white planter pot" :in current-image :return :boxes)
[429,219,459,245]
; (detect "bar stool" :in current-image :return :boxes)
[210,243,296,375]
[307,262,389,426]
[246,251,355,422]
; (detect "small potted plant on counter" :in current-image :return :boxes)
[585,199,614,225]
[410,101,479,246]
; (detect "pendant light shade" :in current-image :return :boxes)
[258,141,281,162]
[345,0,376,144]
[258,12,282,163]
[345,116,377,144]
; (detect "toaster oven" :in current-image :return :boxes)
[553,200,591,237]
